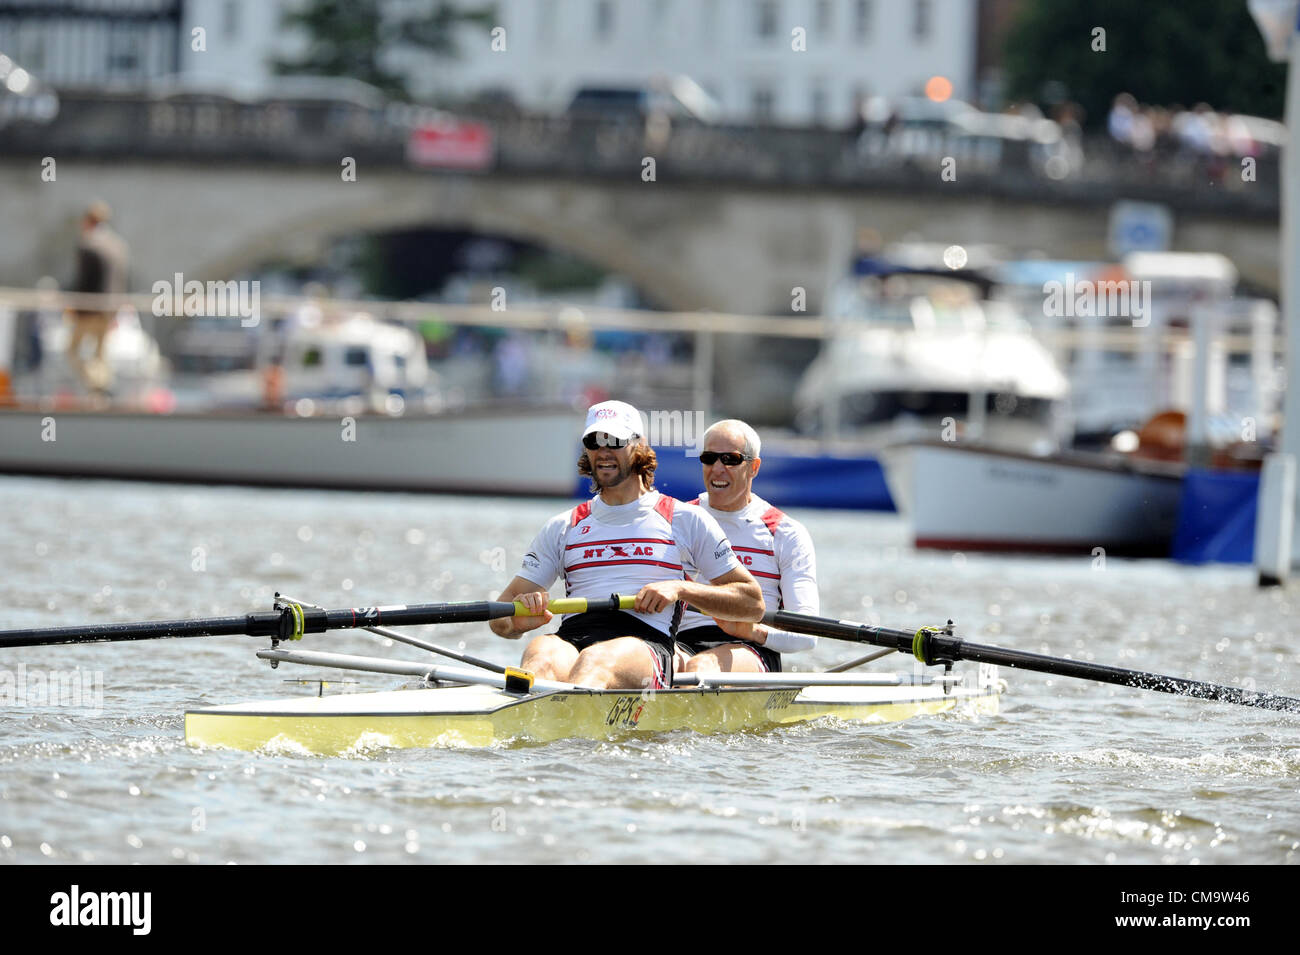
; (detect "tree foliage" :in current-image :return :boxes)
[1003,0,1286,123]
[274,0,495,100]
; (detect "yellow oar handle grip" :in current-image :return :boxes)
[511,594,636,616]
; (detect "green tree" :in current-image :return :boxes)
[274,0,495,100]
[1003,0,1285,124]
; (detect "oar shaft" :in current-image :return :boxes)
[928,639,1299,712]
[766,609,1300,714]
[276,591,509,674]
[0,613,280,648]
[1,595,634,650]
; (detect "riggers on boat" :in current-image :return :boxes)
[182,654,1004,753]
[6,593,1297,757]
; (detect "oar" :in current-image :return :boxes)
[274,591,508,674]
[0,595,636,649]
[766,609,1300,714]
[827,648,896,673]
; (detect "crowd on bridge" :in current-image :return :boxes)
[1106,92,1283,178]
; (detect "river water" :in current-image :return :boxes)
[1,475,1297,866]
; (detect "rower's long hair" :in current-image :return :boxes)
[578,440,657,493]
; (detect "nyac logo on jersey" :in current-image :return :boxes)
[581,544,657,559]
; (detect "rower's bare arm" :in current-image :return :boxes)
[635,567,763,622]
[713,616,766,644]
[488,576,553,639]
[697,567,764,621]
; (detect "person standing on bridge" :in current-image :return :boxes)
[66,200,129,397]
[675,419,819,674]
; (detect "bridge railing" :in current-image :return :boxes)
[0,92,1279,214]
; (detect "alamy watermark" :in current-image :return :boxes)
[1042,273,1152,327]
[585,409,707,456]
[50,885,150,935]
[151,273,260,327]
[0,664,103,714]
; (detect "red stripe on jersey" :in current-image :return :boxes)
[733,545,775,556]
[750,570,781,580]
[570,501,592,526]
[654,495,676,525]
[563,558,686,573]
[759,505,785,538]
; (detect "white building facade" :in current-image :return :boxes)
[418,0,979,124]
[1,0,978,125]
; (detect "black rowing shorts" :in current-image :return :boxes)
[675,624,782,672]
[555,610,674,688]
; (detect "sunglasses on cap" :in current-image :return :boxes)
[699,451,752,467]
[583,432,635,450]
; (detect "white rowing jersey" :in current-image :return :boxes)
[517,490,743,637]
[679,493,819,654]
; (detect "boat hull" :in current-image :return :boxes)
[882,442,1184,555]
[0,406,580,496]
[184,678,1001,753]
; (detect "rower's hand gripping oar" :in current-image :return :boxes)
[765,609,1300,714]
[0,595,637,650]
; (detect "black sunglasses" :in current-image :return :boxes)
[583,432,634,450]
[699,451,752,467]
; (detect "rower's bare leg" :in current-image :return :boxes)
[672,643,693,674]
[680,644,767,674]
[567,637,662,690]
[519,633,579,682]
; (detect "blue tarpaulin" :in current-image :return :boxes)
[576,446,897,511]
[1171,468,1260,564]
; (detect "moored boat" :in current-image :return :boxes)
[0,404,582,496]
[881,440,1185,555]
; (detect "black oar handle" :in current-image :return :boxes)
[765,609,1300,714]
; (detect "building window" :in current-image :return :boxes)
[815,0,832,36]
[752,85,775,123]
[914,0,931,40]
[755,0,778,39]
[222,0,239,40]
[538,0,556,44]
[594,0,613,40]
[107,31,141,75]
[810,83,828,125]
[854,0,872,42]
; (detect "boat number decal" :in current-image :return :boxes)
[765,690,798,710]
[355,605,407,619]
[605,695,646,728]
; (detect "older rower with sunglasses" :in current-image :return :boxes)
[489,400,763,690]
[675,419,819,674]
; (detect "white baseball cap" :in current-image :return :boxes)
[582,400,643,442]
